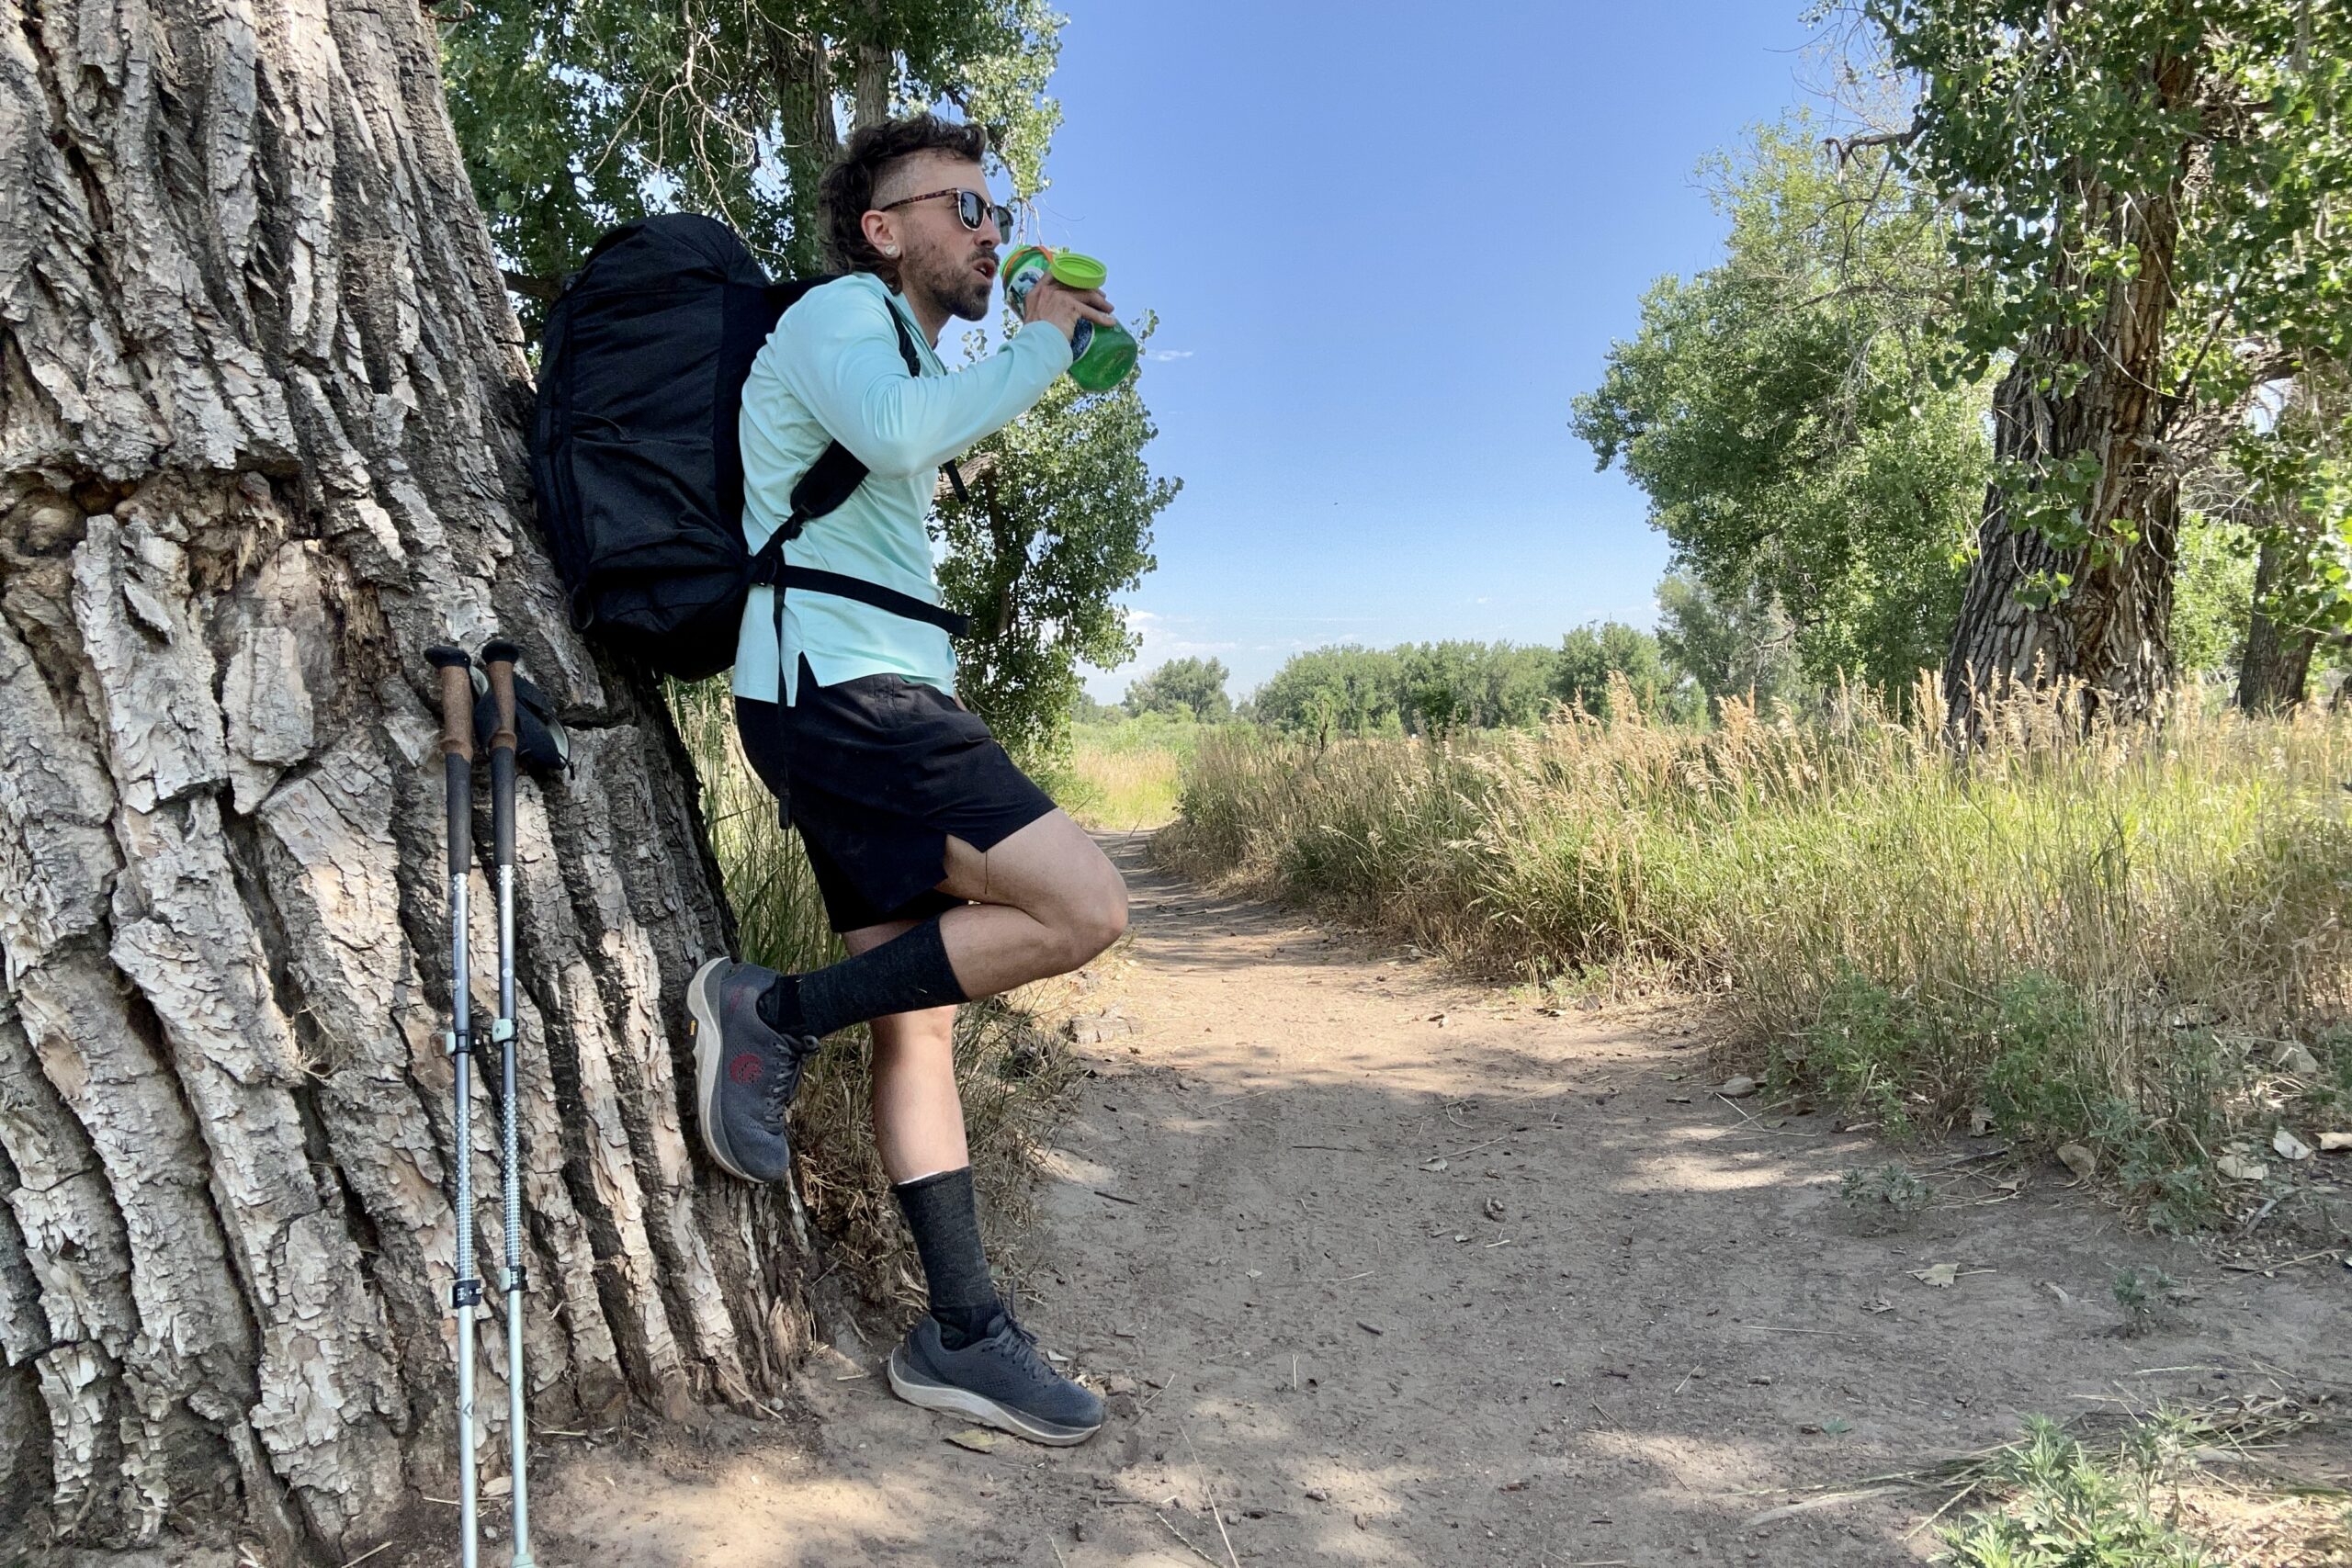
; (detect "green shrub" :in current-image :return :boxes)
[1939,1416,2219,1567]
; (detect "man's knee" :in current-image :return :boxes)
[869,1006,958,1062]
[1055,874,1127,970]
[1086,877,1130,956]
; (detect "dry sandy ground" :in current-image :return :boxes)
[531,832,2352,1567]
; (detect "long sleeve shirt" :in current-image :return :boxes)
[731,270,1072,706]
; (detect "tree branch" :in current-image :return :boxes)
[501,268,562,303]
[1823,125,1920,167]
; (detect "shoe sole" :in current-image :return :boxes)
[686,957,759,1183]
[887,1346,1102,1447]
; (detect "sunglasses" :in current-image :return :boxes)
[878,186,1014,237]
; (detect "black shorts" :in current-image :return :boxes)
[736,659,1058,932]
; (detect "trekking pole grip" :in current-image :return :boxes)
[479,640,521,873]
[426,647,474,878]
[480,639,521,758]
[428,647,476,763]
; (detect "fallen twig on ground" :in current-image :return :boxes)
[1151,1509,1222,1568]
[1180,1424,1244,1568]
[1430,1124,1542,1162]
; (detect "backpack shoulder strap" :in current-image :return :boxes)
[883,298,970,502]
[748,282,967,585]
[884,298,923,378]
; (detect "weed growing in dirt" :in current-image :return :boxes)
[667,678,1077,1305]
[1939,1415,2220,1566]
[2111,1267,2183,1337]
[1159,679,2352,1222]
[1840,1162,1932,1232]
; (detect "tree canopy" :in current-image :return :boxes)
[1857,0,2352,718]
[1123,657,1234,722]
[1244,632,1682,740]
[1654,570,1803,714]
[1555,623,1679,722]
[1572,118,1984,698]
[933,321,1177,763]
[440,0,1064,303]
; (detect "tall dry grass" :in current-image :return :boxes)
[1159,676,2352,1223]
[1061,716,1209,830]
[666,678,1074,1307]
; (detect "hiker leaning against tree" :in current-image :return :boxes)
[685,113,1125,1447]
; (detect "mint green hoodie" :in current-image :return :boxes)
[732,271,1072,706]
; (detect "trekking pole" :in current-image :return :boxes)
[477,638,536,1568]
[425,646,483,1568]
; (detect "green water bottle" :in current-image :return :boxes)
[1001,245,1139,392]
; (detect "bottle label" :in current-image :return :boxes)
[1001,248,1052,314]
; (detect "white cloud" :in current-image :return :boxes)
[1148,348,1194,362]
[1080,608,1241,698]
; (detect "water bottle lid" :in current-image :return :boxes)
[1002,243,1053,277]
[1046,251,1107,289]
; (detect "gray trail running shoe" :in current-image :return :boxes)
[886,1311,1104,1446]
[687,957,819,1183]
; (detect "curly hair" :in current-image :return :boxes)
[817,113,989,286]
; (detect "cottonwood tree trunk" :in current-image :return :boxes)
[2235,371,2338,713]
[774,28,841,277]
[0,0,805,1558]
[1940,57,2194,739]
[2239,533,2318,711]
[1943,345,2184,732]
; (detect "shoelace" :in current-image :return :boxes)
[982,1311,1056,1382]
[758,1034,819,1131]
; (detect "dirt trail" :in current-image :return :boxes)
[539,832,2352,1566]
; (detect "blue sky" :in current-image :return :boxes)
[1023,2,1837,702]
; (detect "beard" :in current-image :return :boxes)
[904,239,994,321]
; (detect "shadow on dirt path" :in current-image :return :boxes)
[536,830,2352,1566]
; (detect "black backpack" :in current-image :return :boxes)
[529,213,967,682]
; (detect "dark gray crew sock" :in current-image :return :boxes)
[893,1166,1001,1349]
[757,917,968,1039]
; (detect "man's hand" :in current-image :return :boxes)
[1021,277,1117,344]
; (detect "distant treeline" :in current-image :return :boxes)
[1241,627,1674,739]
[1080,570,1825,739]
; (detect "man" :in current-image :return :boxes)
[684,113,1126,1447]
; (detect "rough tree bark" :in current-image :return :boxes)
[774,27,842,278]
[2239,533,2318,711]
[852,35,894,134]
[0,0,806,1558]
[1941,53,2195,737]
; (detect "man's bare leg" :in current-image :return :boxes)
[929,808,1127,998]
[695,806,1123,1189]
[863,807,1130,1296]
[842,919,967,1181]
[849,886,1102,1445]
[690,813,1114,1439]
